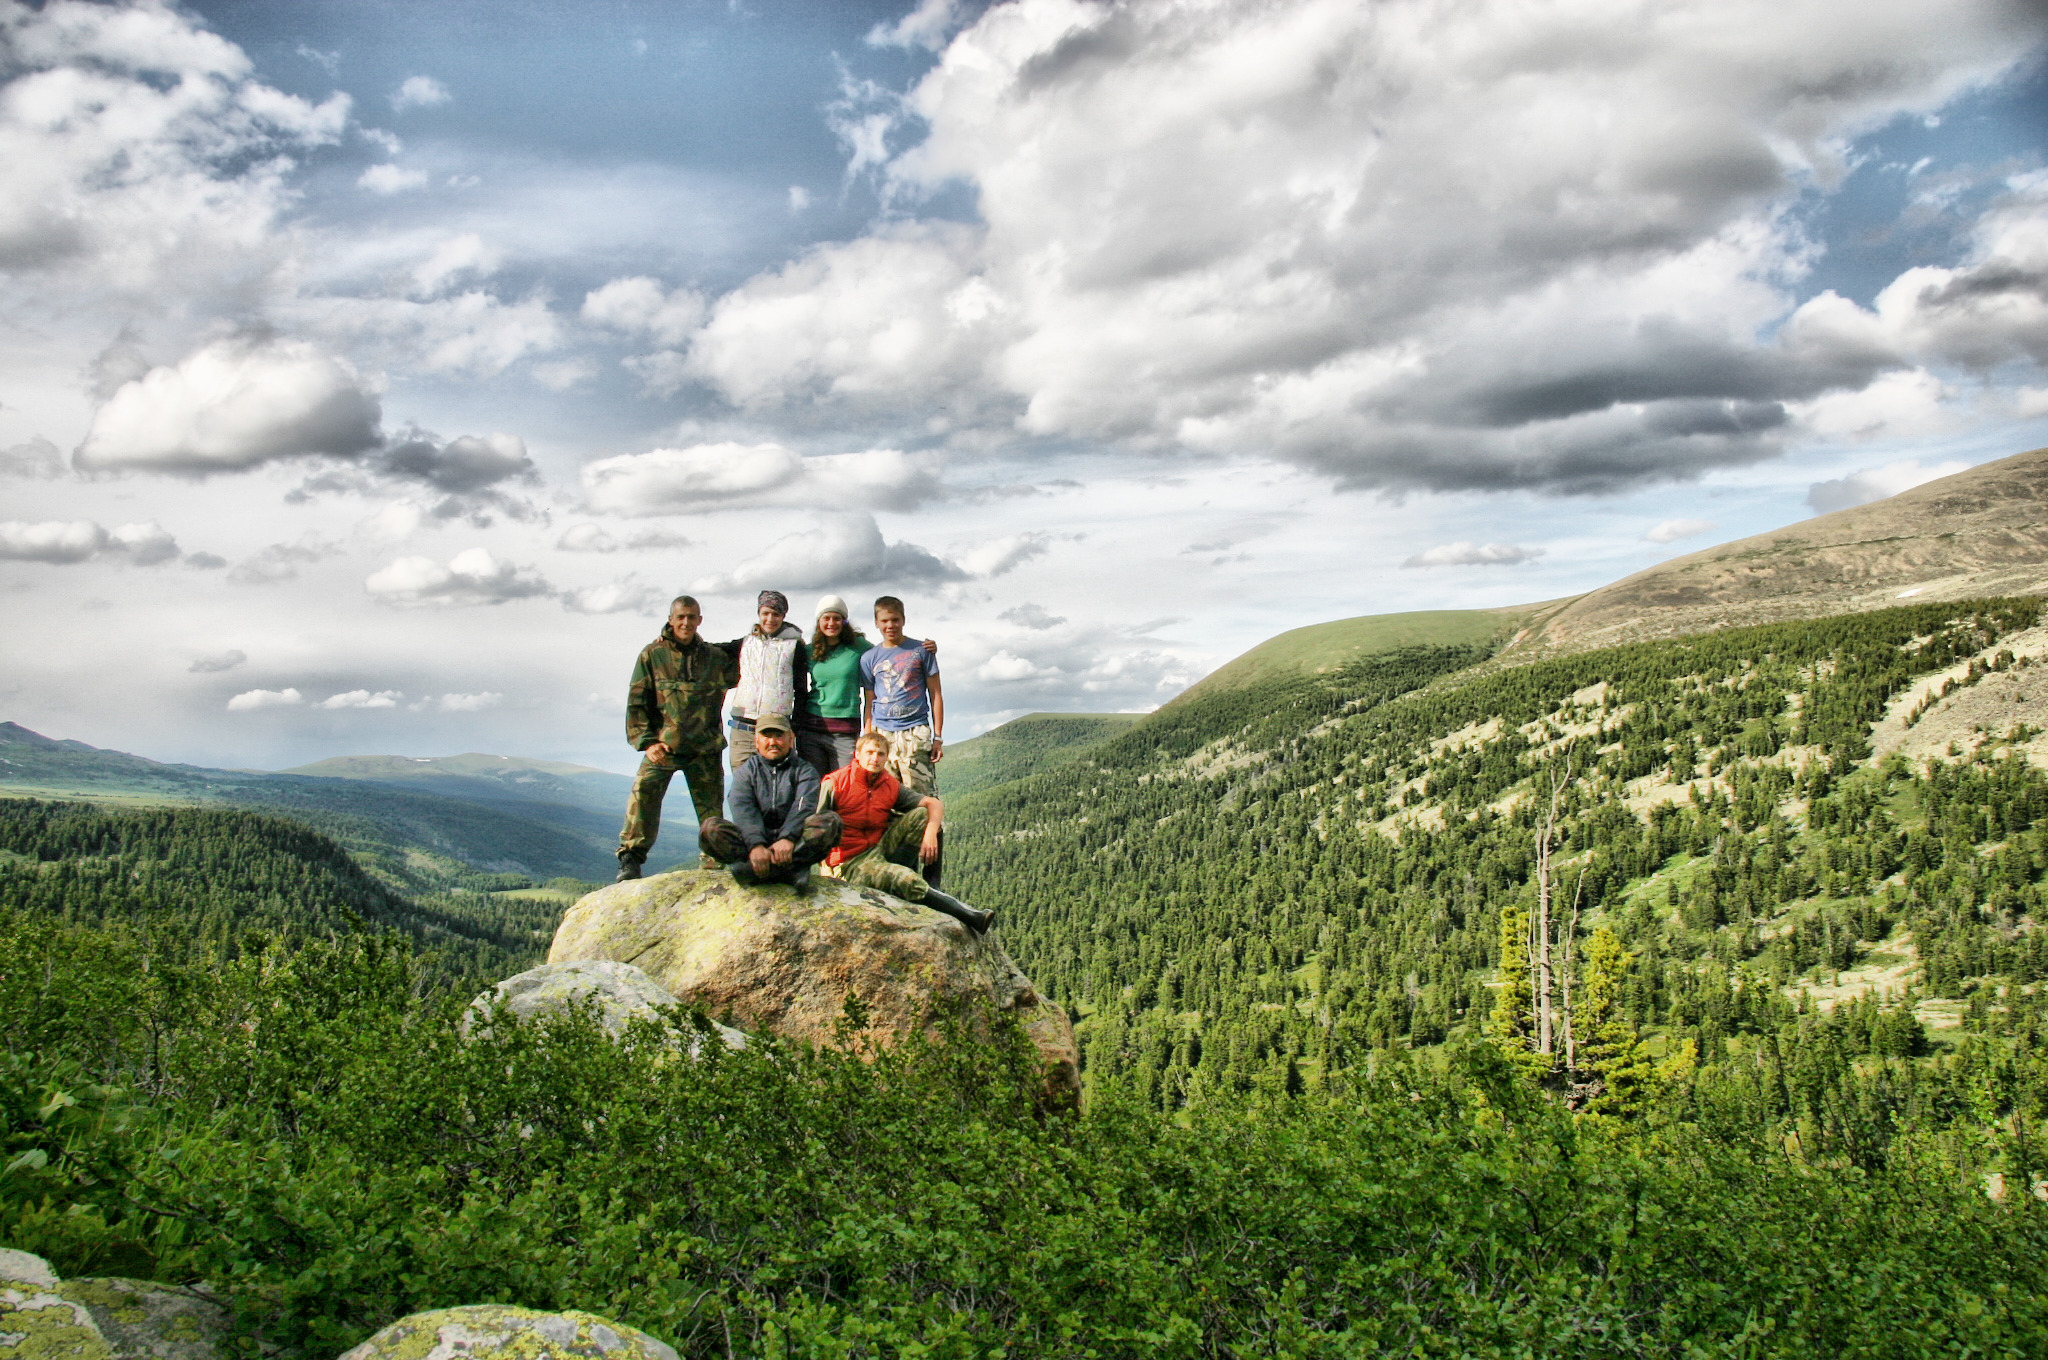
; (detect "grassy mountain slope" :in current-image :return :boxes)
[953,598,2048,1113]
[1517,445,2048,654]
[940,713,1144,799]
[0,723,673,882]
[1169,608,1529,703]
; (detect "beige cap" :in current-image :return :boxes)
[815,593,849,618]
[754,712,795,736]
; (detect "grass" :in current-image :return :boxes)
[1169,610,1519,702]
[940,712,1145,799]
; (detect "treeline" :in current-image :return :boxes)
[951,599,2048,1153]
[0,798,555,990]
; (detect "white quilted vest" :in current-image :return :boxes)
[732,627,801,720]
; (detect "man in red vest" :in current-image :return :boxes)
[818,731,993,934]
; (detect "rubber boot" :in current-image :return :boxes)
[788,864,813,896]
[922,886,993,935]
[922,826,944,890]
[615,850,644,882]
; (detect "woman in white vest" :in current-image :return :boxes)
[718,589,812,771]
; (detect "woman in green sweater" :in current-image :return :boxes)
[797,594,871,775]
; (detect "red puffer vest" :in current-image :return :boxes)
[826,764,900,866]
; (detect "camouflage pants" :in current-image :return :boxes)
[699,810,842,882]
[619,750,725,861]
[825,806,930,902]
[880,725,937,796]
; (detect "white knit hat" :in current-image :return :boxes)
[814,593,849,618]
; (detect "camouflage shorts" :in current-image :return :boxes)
[619,751,725,860]
[880,725,937,796]
[824,806,929,901]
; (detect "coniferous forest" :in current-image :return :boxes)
[5,598,2048,1356]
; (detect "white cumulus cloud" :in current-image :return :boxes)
[364,548,552,606]
[694,512,967,593]
[0,519,179,565]
[955,532,1050,578]
[226,687,303,711]
[680,0,2040,493]
[868,0,968,51]
[1402,541,1545,568]
[1644,518,1719,544]
[435,691,501,712]
[319,689,401,709]
[74,337,381,474]
[390,75,451,111]
[0,0,348,293]
[580,442,942,516]
[410,233,498,296]
[560,578,665,615]
[357,164,428,195]
[581,275,706,347]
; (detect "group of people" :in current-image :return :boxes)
[617,589,993,935]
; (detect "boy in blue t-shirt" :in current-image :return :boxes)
[859,594,942,797]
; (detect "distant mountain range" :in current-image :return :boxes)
[280,752,631,822]
[0,724,693,883]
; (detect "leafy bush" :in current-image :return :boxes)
[4,924,2047,1358]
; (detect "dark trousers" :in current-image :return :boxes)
[699,810,842,883]
[797,725,858,776]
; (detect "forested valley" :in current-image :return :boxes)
[953,598,2048,1166]
[0,799,566,991]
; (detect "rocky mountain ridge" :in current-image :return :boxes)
[1507,446,2048,655]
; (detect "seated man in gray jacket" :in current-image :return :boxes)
[698,712,842,890]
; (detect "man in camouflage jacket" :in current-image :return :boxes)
[617,595,738,880]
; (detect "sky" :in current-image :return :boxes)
[2,0,2046,775]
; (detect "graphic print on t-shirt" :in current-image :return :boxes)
[861,641,938,731]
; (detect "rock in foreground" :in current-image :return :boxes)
[339,1305,675,1360]
[549,869,1080,1103]
[466,958,748,1052]
[0,1250,225,1360]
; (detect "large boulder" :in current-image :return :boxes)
[465,959,748,1053]
[0,1250,225,1360]
[338,1305,675,1360]
[548,869,1080,1104]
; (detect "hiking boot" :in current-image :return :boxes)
[615,851,644,882]
[922,886,993,936]
[788,864,813,895]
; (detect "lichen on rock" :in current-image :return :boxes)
[547,869,1080,1104]
[56,1279,224,1360]
[337,1304,677,1360]
[1,1249,111,1360]
[464,958,748,1054]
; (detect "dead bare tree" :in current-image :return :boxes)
[1561,868,1584,1072]
[1533,764,1571,1056]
